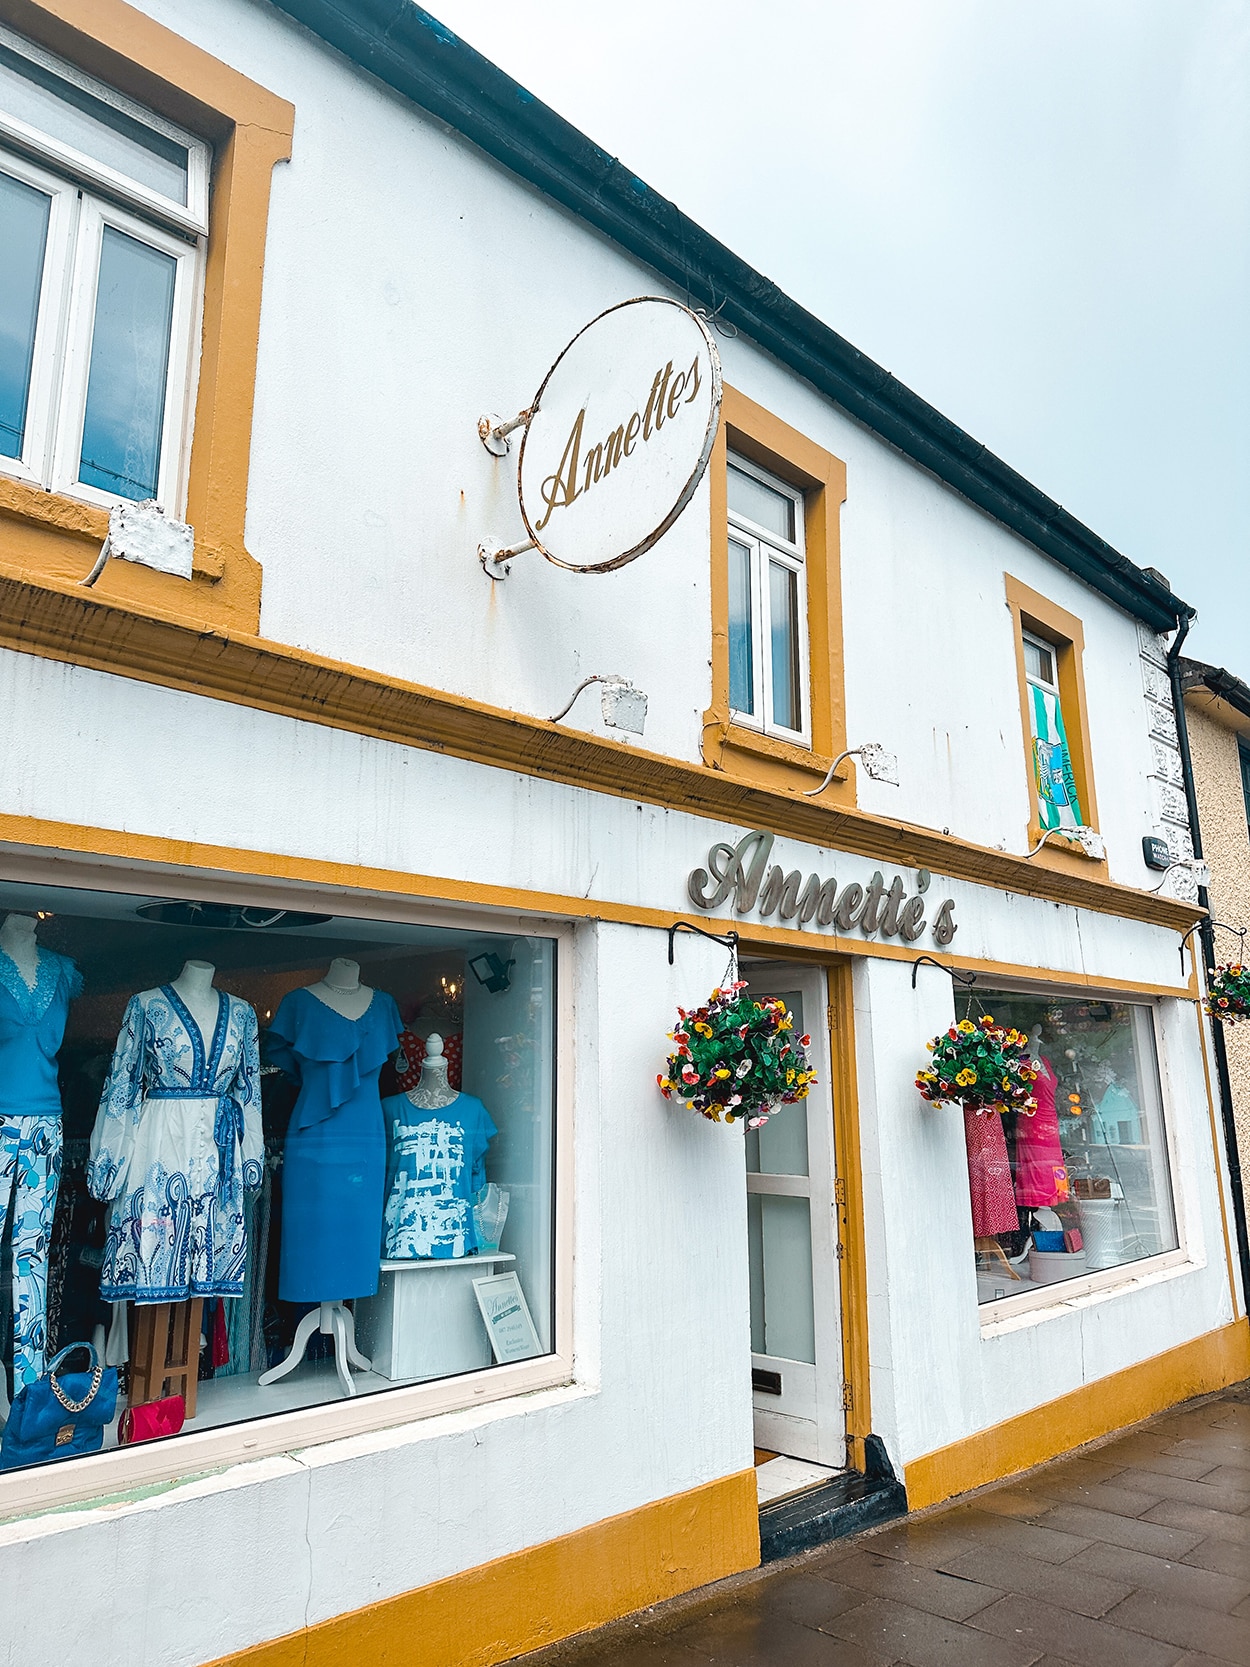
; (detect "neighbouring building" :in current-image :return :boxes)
[1181,658,1250,1184]
[0,4,1245,1664]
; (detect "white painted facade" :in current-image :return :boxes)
[0,3,1241,1664]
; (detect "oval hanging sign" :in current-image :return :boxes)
[506,298,722,574]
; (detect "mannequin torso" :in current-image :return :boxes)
[406,1032,458,1110]
[169,959,222,1048]
[308,957,374,1022]
[0,913,40,990]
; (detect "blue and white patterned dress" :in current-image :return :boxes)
[88,986,262,1302]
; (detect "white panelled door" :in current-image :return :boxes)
[744,964,844,1467]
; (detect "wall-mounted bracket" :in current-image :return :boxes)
[477,408,532,457]
[478,536,537,579]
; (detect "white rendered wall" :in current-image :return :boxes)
[854,955,1236,1473]
[90,0,1172,888]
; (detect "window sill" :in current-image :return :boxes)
[1023,824,1109,882]
[978,1246,1194,1335]
[704,713,854,803]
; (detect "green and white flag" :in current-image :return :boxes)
[1029,683,1082,831]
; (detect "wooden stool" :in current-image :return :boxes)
[129,1300,203,1417]
[974,1236,1021,1279]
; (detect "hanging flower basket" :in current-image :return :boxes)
[915,1014,1038,1116]
[1205,963,1250,1023]
[658,981,815,1128]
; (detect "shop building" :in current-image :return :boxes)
[0,3,1245,1663]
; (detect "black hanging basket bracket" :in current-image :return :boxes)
[910,953,978,992]
[1179,919,1248,975]
[667,920,740,966]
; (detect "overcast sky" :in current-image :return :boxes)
[430,0,1249,670]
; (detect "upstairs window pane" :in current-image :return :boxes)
[78,226,176,500]
[0,41,188,204]
[728,536,755,716]
[0,167,48,458]
[728,461,796,545]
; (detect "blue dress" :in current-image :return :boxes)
[268,987,401,1302]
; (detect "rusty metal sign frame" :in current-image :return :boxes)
[478,296,723,577]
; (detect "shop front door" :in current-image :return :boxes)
[745,963,844,1467]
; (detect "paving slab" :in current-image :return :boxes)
[510,1385,1249,1667]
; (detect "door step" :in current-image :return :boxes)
[755,1455,841,1506]
[758,1435,906,1562]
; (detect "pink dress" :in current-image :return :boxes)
[1013,1055,1070,1207]
[962,1106,1018,1235]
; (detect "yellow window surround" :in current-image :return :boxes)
[1005,573,1106,878]
[0,0,294,635]
[705,385,851,802]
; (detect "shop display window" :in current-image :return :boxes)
[964,989,1177,1304]
[0,881,556,1477]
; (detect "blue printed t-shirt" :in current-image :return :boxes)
[382,1091,497,1260]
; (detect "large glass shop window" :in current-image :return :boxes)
[965,990,1177,1304]
[0,882,556,1476]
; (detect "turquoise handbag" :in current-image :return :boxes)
[0,1343,119,1470]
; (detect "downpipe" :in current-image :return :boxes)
[1167,609,1250,1313]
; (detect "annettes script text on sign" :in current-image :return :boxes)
[688,831,958,945]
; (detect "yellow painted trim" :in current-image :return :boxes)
[904,1318,1250,1511]
[828,959,872,1461]
[1005,573,1108,882]
[705,385,852,800]
[0,813,1200,1002]
[0,0,294,634]
[0,567,1203,938]
[208,1469,760,1667]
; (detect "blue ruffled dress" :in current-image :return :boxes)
[268,987,401,1302]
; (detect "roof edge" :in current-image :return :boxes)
[270,0,1190,633]
[1180,657,1250,726]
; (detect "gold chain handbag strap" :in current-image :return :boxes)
[50,1362,103,1415]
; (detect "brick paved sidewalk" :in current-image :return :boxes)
[519,1382,1250,1667]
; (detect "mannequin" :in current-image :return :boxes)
[169,960,223,1049]
[262,962,400,1395]
[405,1032,457,1110]
[0,911,82,1392]
[307,958,374,1022]
[382,1035,497,1262]
[0,913,39,989]
[89,960,261,1413]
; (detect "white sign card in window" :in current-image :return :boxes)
[473,1272,543,1363]
[478,296,723,577]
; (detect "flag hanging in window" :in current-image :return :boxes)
[1028,683,1083,831]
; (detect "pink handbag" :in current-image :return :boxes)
[118,1394,185,1445]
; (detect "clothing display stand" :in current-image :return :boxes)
[130,1299,203,1416]
[258,1301,371,1398]
[974,1237,1021,1279]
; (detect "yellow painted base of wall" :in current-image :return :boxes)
[905,1318,1250,1511]
[212,1469,760,1667]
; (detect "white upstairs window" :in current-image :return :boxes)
[0,25,207,512]
[726,453,809,744]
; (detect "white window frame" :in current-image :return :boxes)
[969,976,1191,1329]
[1022,628,1060,700]
[0,24,207,516]
[0,848,576,1521]
[727,451,811,747]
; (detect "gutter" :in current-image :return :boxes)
[1168,614,1250,1310]
[270,0,1187,634]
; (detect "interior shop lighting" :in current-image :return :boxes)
[549,674,648,736]
[804,742,900,798]
[1024,825,1107,861]
[468,952,515,993]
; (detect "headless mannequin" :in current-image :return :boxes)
[0,913,39,989]
[307,958,374,1022]
[1029,1023,1044,1068]
[406,1032,457,1111]
[170,959,222,1048]
[259,958,377,1397]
